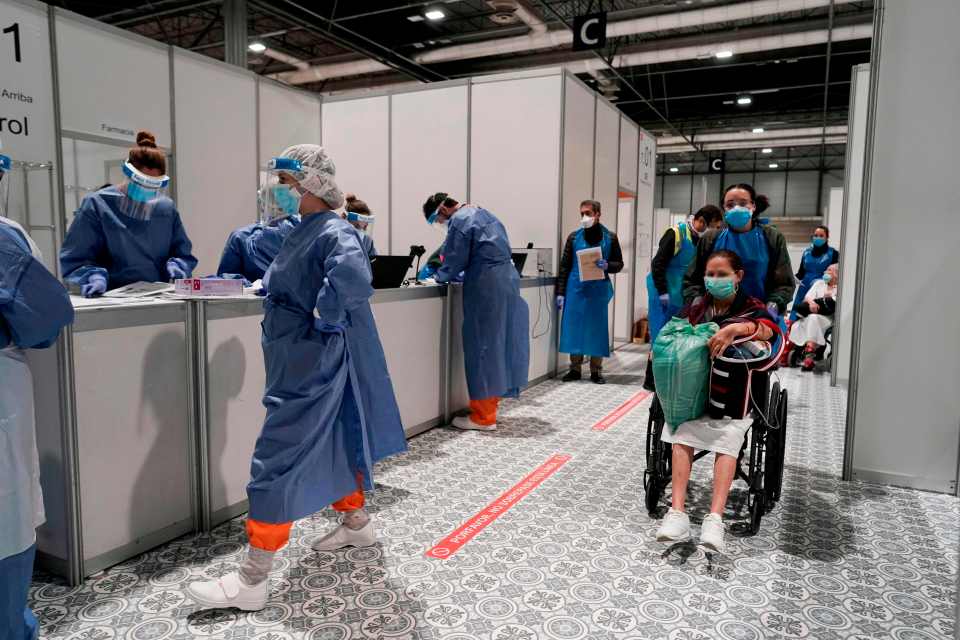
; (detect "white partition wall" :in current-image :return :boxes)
[322,96,390,253]
[471,73,562,264]
[392,83,469,261]
[834,64,870,387]
[174,50,257,275]
[594,100,620,348]
[634,130,656,321]
[257,80,321,166]
[560,75,596,247]
[55,12,171,147]
[614,198,636,343]
[619,118,640,195]
[846,0,960,494]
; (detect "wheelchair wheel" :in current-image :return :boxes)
[749,491,765,534]
[644,397,670,515]
[775,389,788,500]
[763,383,783,505]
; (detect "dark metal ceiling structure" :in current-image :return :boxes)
[46,0,873,164]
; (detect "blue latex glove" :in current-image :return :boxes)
[767,302,780,317]
[166,261,187,281]
[659,293,670,309]
[556,295,564,310]
[596,258,609,270]
[81,274,107,298]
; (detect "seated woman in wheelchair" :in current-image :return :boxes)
[789,263,838,371]
[657,249,779,552]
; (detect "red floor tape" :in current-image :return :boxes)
[425,454,572,559]
[592,389,652,431]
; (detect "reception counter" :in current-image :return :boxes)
[32,277,557,584]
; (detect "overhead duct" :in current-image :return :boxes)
[273,0,863,85]
[658,125,847,147]
[658,136,848,154]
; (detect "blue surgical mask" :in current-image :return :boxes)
[271,184,301,215]
[812,236,827,248]
[705,276,737,300]
[724,206,752,230]
[823,272,833,283]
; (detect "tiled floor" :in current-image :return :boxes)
[30,346,959,639]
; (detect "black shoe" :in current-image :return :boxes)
[591,372,606,385]
[562,369,582,382]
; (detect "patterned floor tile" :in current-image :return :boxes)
[29,345,958,639]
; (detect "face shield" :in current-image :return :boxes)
[119,161,170,220]
[345,210,375,236]
[0,153,10,218]
[259,157,305,223]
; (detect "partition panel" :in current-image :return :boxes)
[258,81,321,166]
[614,198,635,342]
[174,51,257,276]
[835,64,870,387]
[322,97,389,253]
[559,75,596,251]
[826,188,843,243]
[619,117,639,194]
[391,84,468,266]
[594,100,621,347]
[634,130,656,319]
[470,75,561,265]
[847,0,960,494]
[55,13,171,146]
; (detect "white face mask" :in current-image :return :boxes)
[581,215,596,229]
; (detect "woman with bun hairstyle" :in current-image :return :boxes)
[342,193,377,260]
[683,183,794,317]
[60,130,197,297]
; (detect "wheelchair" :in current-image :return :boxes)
[643,371,788,535]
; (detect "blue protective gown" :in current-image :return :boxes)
[216,215,300,282]
[436,206,530,400]
[1,218,73,640]
[360,233,377,261]
[247,212,406,524]
[789,245,838,321]
[59,186,197,289]
[646,222,696,343]
[713,225,770,303]
[559,226,615,357]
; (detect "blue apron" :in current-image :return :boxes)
[559,227,615,357]
[436,207,530,400]
[713,225,770,303]
[646,223,696,343]
[790,246,836,321]
[247,212,405,524]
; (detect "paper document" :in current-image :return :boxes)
[576,247,604,282]
[102,282,174,298]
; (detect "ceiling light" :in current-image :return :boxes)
[768,163,779,169]
[425,9,446,21]
[715,50,733,59]
[407,15,425,22]
[752,127,764,133]
[736,96,752,105]
[761,148,773,153]
[247,42,266,53]
[669,167,679,173]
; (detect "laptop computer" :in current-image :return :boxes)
[371,255,414,289]
[511,252,528,276]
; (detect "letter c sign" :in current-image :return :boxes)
[573,12,607,51]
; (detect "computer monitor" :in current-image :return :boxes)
[511,252,528,276]
[371,255,414,289]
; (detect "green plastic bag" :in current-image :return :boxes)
[652,317,719,431]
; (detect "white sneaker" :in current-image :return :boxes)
[699,513,725,553]
[186,572,267,611]
[655,508,691,542]
[312,518,377,551]
[451,415,496,431]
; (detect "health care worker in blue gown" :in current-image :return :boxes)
[684,183,794,322]
[789,224,839,321]
[643,204,724,390]
[188,145,406,612]
[59,130,197,296]
[556,199,625,385]
[0,142,74,640]
[423,192,529,431]
[216,207,300,284]
[342,193,377,260]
